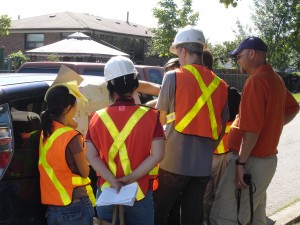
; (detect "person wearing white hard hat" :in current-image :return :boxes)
[154,25,229,225]
[85,56,165,225]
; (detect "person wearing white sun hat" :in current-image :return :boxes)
[39,73,95,225]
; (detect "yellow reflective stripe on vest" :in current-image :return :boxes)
[97,106,150,200]
[72,176,91,186]
[72,177,96,206]
[225,123,231,133]
[216,140,226,154]
[39,127,73,205]
[85,184,96,206]
[175,65,221,140]
[215,123,232,154]
[166,112,176,124]
[149,165,159,175]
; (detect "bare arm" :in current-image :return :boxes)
[117,139,165,185]
[85,141,122,191]
[73,151,90,178]
[145,99,158,108]
[236,131,259,189]
[159,110,167,125]
[137,80,161,96]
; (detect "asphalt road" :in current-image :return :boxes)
[266,109,300,216]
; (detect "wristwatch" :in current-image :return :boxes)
[235,159,246,166]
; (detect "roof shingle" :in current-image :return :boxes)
[10,11,152,38]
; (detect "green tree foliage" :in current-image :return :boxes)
[252,0,300,71]
[210,41,239,69]
[209,20,250,69]
[0,15,11,36]
[219,0,240,8]
[8,51,29,69]
[147,0,199,57]
[214,0,300,71]
[47,54,60,61]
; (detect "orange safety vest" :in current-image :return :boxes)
[94,106,159,201]
[167,64,228,140]
[214,121,232,154]
[38,121,95,206]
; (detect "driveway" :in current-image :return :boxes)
[266,110,300,216]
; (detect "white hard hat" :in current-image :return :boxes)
[169,25,205,55]
[104,56,137,82]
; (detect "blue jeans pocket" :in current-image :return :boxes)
[46,198,94,225]
[61,209,82,221]
[47,206,83,225]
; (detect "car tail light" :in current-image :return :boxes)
[0,152,10,168]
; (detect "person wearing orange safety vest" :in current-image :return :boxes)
[39,72,96,225]
[85,56,165,225]
[154,25,229,225]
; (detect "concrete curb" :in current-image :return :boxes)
[268,201,300,225]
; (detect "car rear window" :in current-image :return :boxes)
[83,69,104,76]
[148,69,163,84]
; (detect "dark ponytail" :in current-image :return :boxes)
[107,73,139,101]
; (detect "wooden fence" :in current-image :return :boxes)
[217,73,249,91]
[0,57,22,73]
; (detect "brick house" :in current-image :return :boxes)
[0,11,163,65]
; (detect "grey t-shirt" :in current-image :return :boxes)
[156,70,229,176]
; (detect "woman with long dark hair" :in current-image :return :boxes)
[39,80,95,225]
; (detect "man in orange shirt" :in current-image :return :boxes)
[210,37,299,225]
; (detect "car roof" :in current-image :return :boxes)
[18,61,105,66]
[0,73,57,86]
[0,73,105,86]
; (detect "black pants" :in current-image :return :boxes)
[154,169,210,225]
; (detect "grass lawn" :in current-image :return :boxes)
[292,93,300,103]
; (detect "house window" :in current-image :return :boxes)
[25,34,44,50]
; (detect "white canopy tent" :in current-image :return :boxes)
[26,32,129,59]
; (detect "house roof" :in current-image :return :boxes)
[10,11,152,38]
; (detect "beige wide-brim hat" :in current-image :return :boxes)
[45,65,88,104]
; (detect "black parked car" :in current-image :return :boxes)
[0,73,104,225]
[0,68,164,224]
[0,74,57,225]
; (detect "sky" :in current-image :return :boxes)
[0,0,255,44]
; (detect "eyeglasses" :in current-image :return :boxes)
[236,50,250,61]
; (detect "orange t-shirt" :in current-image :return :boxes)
[228,64,299,157]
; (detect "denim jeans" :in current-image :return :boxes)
[96,187,154,225]
[154,169,210,225]
[46,197,94,225]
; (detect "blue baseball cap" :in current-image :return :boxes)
[229,36,268,56]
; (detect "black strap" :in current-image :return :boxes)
[235,177,256,225]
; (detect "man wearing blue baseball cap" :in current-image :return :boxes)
[210,37,299,225]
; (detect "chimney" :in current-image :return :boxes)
[126,11,129,24]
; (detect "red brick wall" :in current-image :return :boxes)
[0,32,61,57]
[44,33,60,45]
[0,33,25,57]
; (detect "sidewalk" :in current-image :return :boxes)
[267,200,300,225]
